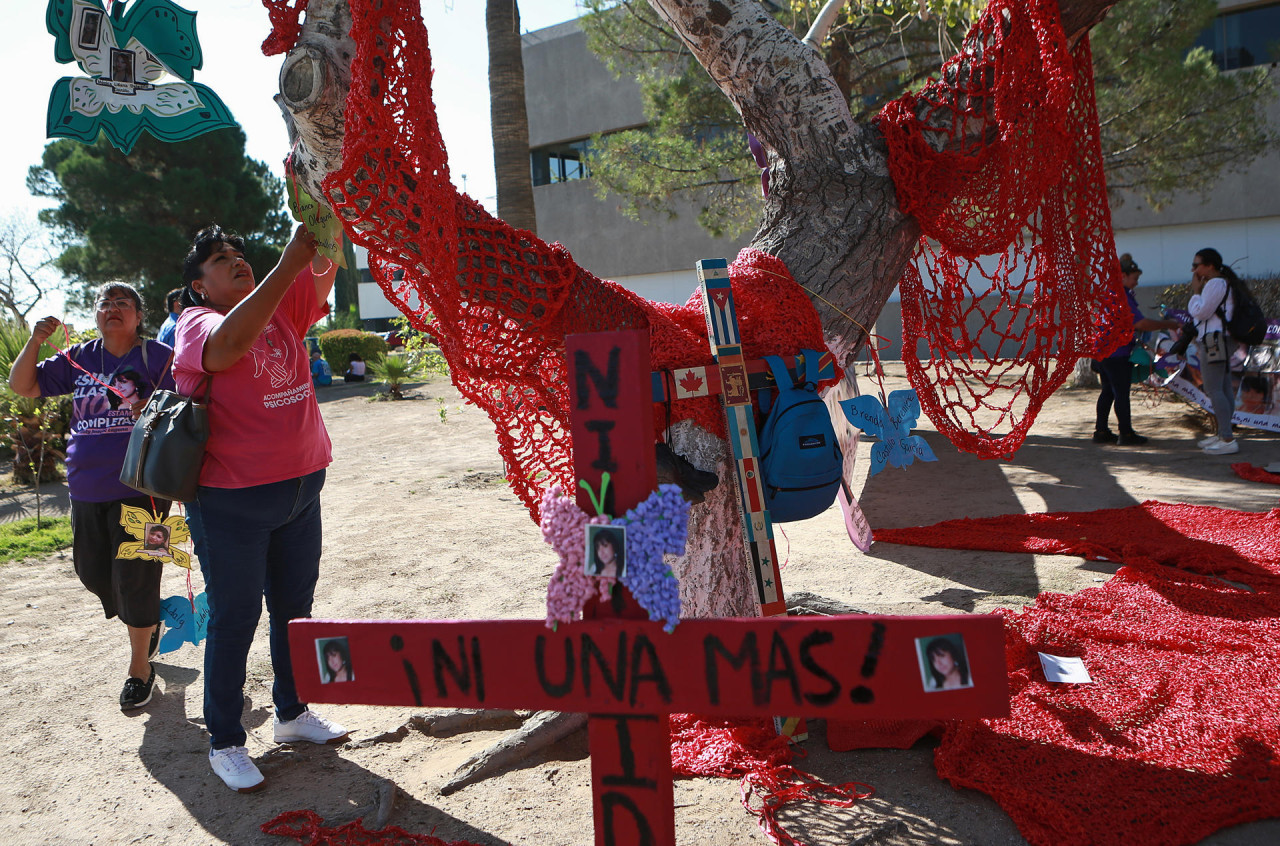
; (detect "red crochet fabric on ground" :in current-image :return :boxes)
[879,0,1129,459]
[259,0,835,521]
[875,500,1280,587]
[262,809,482,846]
[670,714,874,846]
[874,503,1280,844]
[936,564,1280,846]
[1231,462,1280,485]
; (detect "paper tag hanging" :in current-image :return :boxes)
[45,0,238,153]
[159,591,208,652]
[116,503,192,569]
[286,174,347,267]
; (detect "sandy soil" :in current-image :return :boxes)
[1,366,1277,846]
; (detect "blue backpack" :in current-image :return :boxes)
[758,350,843,522]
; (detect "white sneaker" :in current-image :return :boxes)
[209,746,264,793]
[1197,435,1221,448]
[273,709,349,745]
[1203,439,1240,455]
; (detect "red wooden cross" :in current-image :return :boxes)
[290,329,1008,846]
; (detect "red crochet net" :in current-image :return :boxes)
[258,0,308,56]
[879,0,1129,459]
[873,502,1280,845]
[260,0,835,521]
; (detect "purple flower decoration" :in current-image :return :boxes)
[840,389,938,476]
[541,484,690,632]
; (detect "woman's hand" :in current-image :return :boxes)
[31,316,61,346]
[8,317,62,398]
[280,224,319,273]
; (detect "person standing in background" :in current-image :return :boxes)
[1189,248,1240,455]
[157,287,184,348]
[1092,254,1180,446]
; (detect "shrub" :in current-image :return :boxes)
[368,352,425,399]
[318,329,387,373]
[390,315,449,377]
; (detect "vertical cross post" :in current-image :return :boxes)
[566,329,674,846]
[697,260,787,617]
[697,258,803,738]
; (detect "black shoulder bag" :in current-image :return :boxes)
[119,375,212,502]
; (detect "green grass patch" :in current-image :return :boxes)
[0,516,73,564]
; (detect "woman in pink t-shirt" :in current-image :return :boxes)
[174,224,346,794]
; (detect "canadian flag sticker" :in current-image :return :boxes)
[673,367,709,399]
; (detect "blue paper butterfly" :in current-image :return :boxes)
[840,389,938,476]
[158,592,209,653]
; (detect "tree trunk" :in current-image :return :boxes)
[487,0,539,234]
[274,0,1124,621]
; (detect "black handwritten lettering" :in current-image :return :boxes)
[581,632,628,701]
[585,419,618,473]
[628,634,672,706]
[574,346,620,409]
[798,630,840,707]
[704,633,759,706]
[535,635,575,697]
[390,634,422,706]
[850,621,887,704]
[601,791,654,846]
[600,716,658,789]
[431,636,472,698]
[763,631,801,706]
[470,636,485,702]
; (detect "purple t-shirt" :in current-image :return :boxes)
[36,339,176,502]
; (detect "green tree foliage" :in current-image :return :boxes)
[581,0,1277,237]
[1092,0,1276,207]
[27,128,292,329]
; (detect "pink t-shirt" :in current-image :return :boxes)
[174,268,332,489]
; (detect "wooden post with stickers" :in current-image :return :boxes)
[288,329,1011,846]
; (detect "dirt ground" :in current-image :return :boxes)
[1,365,1277,846]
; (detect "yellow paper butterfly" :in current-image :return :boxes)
[117,504,192,569]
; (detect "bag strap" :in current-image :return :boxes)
[800,348,823,385]
[765,355,794,391]
[192,374,213,403]
[1213,278,1233,323]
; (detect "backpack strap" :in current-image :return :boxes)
[765,355,794,391]
[799,348,823,386]
[1213,278,1233,323]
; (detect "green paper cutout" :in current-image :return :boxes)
[287,174,347,268]
[45,0,237,154]
[577,472,612,518]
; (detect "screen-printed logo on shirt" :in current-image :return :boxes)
[248,322,295,389]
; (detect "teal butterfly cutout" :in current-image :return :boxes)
[45,0,237,153]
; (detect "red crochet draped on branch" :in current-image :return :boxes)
[258,0,835,521]
[879,0,1130,458]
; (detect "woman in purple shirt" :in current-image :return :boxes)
[9,283,175,711]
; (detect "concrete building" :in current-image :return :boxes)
[519,4,1280,356]
[522,19,752,306]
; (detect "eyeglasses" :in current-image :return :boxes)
[1191,262,1203,269]
[96,297,137,311]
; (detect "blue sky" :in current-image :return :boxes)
[1,0,586,315]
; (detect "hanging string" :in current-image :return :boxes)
[44,324,129,401]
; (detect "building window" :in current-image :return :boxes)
[530,138,592,186]
[1194,2,1280,70]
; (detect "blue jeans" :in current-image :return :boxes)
[186,470,325,749]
